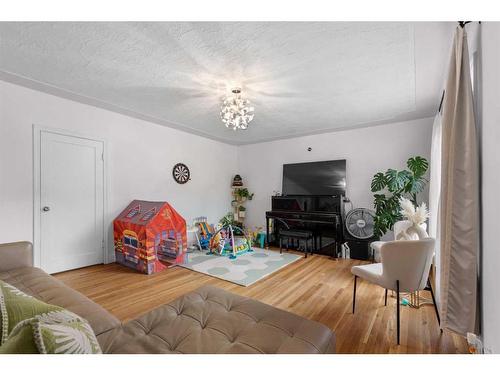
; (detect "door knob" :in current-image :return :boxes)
[42,206,50,212]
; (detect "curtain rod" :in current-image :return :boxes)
[458,21,472,28]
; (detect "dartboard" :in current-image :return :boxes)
[172,163,190,184]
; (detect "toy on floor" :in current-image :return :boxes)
[248,226,266,248]
[113,200,187,274]
[193,216,215,249]
[208,224,253,259]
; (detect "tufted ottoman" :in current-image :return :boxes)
[99,285,336,354]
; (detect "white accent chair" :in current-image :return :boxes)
[351,238,440,344]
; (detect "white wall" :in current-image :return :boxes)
[0,79,435,269]
[0,80,238,260]
[237,118,433,237]
[480,22,500,354]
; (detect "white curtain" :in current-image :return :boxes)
[429,113,442,306]
[438,26,480,336]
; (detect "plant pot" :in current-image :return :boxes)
[396,222,428,240]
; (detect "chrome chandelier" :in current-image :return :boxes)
[220,87,254,131]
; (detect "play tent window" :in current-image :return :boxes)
[141,208,157,221]
[126,205,141,219]
[124,235,138,248]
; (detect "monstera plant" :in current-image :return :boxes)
[371,156,429,237]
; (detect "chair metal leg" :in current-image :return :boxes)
[352,275,357,314]
[396,280,400,345]
[427,279,442,331]
[304,239,308,258]
[279,236,283,254]
[384,289,388,306]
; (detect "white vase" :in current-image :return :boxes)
[397,222,428,240]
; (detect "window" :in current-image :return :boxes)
[141,207,157,221]
[123,235,138,249]
[126,205,141,219]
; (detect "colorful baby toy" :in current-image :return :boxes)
[193,216,215,250]
[208,224,253,259]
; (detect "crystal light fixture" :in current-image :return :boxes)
[220,87,254,131]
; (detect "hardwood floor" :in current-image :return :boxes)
[54,251,468,354]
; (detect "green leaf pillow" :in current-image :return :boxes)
[0,280,101,354]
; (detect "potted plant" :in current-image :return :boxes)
[370,156,429,237]
[397,197,430,240]
[238,205,246,218]
[236,188,254,201]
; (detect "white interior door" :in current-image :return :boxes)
[39,130,104,274]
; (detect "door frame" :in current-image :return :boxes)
[33,124,110,269]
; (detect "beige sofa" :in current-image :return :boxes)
[0,241,335,354]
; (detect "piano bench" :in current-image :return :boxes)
[279,230,314,258]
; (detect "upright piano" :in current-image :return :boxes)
[265,195,343,257]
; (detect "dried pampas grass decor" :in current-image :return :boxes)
[399,197,430,226]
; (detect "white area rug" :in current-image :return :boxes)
[180,248,302,286]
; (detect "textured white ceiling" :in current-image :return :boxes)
[0,22,454,144]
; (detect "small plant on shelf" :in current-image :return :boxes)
[236,188,254,200]
[238,206,246,218]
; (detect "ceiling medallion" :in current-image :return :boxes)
[220,87,255,131]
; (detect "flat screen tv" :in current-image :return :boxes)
[282,159,346,196]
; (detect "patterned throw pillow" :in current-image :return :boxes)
[0,280,101,354]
